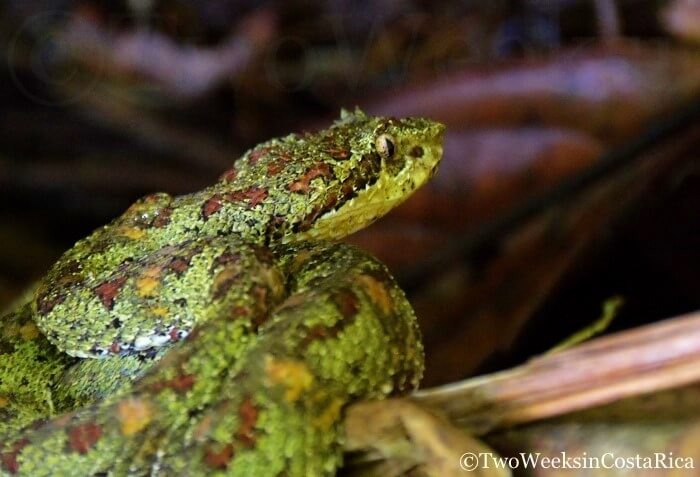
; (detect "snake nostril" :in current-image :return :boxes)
[409,146,424,158]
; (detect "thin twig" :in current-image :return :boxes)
[412,309,700,433]
[593,0,621,44]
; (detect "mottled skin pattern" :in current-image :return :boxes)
[0,110,444,475]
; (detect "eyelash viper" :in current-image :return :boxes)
[0,109,444,476]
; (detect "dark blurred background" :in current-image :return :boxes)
[1,0,699,386]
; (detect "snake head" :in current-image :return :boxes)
[293,109,445,241]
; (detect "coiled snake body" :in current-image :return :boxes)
[0,110,444,476]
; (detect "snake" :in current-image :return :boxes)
[0,109,444,476]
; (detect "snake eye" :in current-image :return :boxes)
[375,134,395,159]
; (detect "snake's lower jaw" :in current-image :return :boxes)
[293,201,398,242]
[295,160,438,242]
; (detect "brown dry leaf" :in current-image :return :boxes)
[345,400,508,477]
[410,121,700,385]
[343,310,700,475]
[365,44,700,143]
[663,0,700,44]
